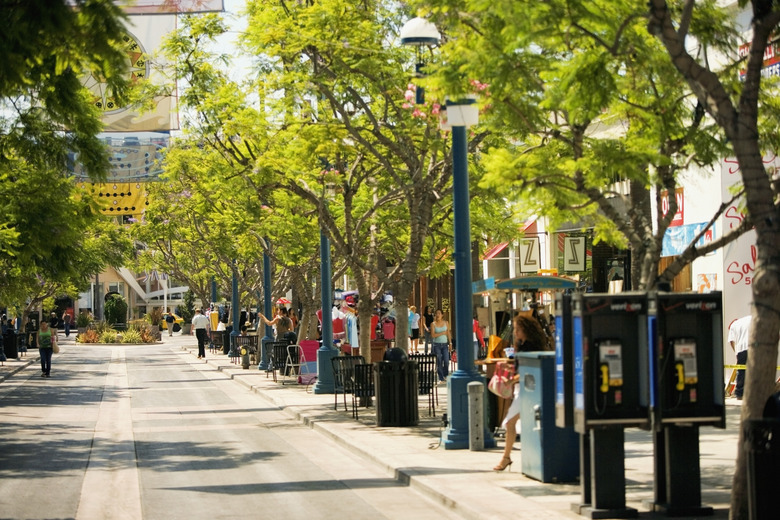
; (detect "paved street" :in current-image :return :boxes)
[0,337,458,520]
[1,333,741,519]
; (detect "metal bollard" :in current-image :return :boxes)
[467,381,485,451]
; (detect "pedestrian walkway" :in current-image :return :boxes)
[1,332,738,519]
[168,333,738,519]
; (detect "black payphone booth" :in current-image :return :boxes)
[647,292,725,516]
[571,292,650,519]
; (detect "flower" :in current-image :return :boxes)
[404,89,415,101]
[431,103,441,115]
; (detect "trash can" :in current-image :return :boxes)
[3,332,18,359]
[745,392,780,520]
[517,351,579,483]
[374,360,419,426]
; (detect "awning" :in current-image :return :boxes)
[496,275,576,291]
[472,277,496,294]
[482,242,508,260]
[481,217,537,260]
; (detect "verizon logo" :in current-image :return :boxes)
[684,302,718,311]
[610,302,643,312]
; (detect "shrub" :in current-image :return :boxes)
[94,321,116,335]
[121,328,142,343]
[129,319,147,330]
[140,327,157,343]
[77,329,100,343]
[76,311,91,328]
[104,294,128,325]
[99,329,118,343]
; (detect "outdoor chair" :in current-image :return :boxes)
[283,344,309,384]
[331,355,365,412]
[269,341,291,383]
[351,363,375,420]
[410,353,438,416]
[210,330,226,354]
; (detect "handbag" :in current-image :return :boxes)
[488,361,515,399]
[52,342,60,354]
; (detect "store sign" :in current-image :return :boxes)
[563,236,586,272]
[519,237,541,273]
[738,36,780,80]
[662,222,714,257]
[660,187,684,227]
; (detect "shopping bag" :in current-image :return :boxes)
[488,361,515,399]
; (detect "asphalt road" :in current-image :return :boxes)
[0,344,459,520]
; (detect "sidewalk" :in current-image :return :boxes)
[169,333,738,519]
[0,332,81,382]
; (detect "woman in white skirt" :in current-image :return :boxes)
[493,314,548,471]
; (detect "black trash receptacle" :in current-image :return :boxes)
[745,392,780,520]
[374,360,419,426]
[3,332,17,359]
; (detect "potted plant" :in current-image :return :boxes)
[179,290,196,334]
[76,311,91,336]
[146,307,163,340]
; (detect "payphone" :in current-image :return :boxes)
[571,292,649,519]
[648,292,724,427]
[646,291,724,516]
[572,292,649,433]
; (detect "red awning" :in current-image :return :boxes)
[482,218,538,260]
[482,242,508,260]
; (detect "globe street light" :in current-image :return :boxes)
[400,16,440,104]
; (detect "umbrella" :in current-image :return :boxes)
[276,298,291,305]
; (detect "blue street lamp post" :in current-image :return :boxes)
[258,245,274,371]
[229,261,240,358]
[313,181,338,393]
[441,101,495,449]
[313,228,337,393]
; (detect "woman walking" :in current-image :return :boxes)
[430,309,451,383]
[37,321,57,378]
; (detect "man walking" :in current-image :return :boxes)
[728,313,752,400]
[192,308,210,359]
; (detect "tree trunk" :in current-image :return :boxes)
[729,143,780,520]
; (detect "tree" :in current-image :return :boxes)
[646,2,780,517]
[0,1,133,315]
[179,289,196,323]
[242,0,522,358]
[419,0,747,292]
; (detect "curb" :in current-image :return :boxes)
[0,356,38,383]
